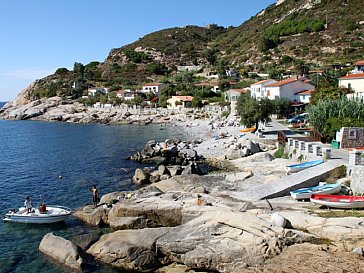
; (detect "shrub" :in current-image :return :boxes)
[273,147,288,159]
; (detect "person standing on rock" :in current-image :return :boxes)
[90,185,99,208]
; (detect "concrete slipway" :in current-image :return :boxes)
[231,159,346,202]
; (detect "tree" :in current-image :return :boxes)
[73,62,85,80]
[310,87,352,105]
[55,67,69,75]
[294,60,309,76]
[237,93,274,130]
[204,47,219,65]
[307,97,364,142]
[272,98,291,118]
[192,97,203,108]
[146,62,169,75]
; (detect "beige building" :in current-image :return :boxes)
[167,96,193,110]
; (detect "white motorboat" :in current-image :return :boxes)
[3,205,71,224]
[290,183,342,200]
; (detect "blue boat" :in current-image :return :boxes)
[285,159,324,174]
[290,183,341,200]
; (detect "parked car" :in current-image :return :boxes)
[288,115,306,124]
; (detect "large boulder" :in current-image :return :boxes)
[226,148,243,160]
[156,210,313,272]
[108,197,183,227]
[132,168,151,186]
[73,206,109,226]
[87,228,172,272]
[39,233,86,271]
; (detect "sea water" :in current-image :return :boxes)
[0,119,182,273]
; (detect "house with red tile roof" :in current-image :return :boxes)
[250,79,277,99]
[262,77,315,102]
[167,96,193,110]
[339,73,364,100]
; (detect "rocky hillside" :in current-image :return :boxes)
[5,0,364,104]
[214,0,364,66]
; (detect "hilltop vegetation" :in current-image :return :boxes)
[25,0,364,101]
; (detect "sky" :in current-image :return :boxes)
[0,0,276,101]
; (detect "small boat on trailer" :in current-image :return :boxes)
[290,183,341,200]
[310,194,364,209]
[3,205,72,224]
[285,159,324,174]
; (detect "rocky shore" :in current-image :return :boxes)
[34,115,364,272]
[0,96,214,125]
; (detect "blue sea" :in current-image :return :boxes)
[0,118,182,273]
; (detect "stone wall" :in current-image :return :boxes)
[340,127,364,149]
[348,166,364,194]
[348,150,364,194]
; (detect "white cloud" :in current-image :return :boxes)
[1,67,55,81]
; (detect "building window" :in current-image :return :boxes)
[231,95,237,101]
[348,83,352,90]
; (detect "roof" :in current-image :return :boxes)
[296,90,315,95]
[340,73,364,80]
[251,79,269,86]
[143,83,163,87]
[265,78,300,87]
[354,60,364,66]
[173,96,193,101]
[226,88,248,93]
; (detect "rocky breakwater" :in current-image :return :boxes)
[0,96,174,124]
[128,138,210,186]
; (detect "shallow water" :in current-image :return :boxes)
[0,120,180,273]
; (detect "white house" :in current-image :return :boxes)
[88,87,109,96]
[250,79,277,99]
[206,71,219,79]
[294,90,315,104]
[263,78,315,101]
[167,96,193,110]
[142,83,166,95]
[177,65,203,72]
[339,73,364,100]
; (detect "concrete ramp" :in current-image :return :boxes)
[231,160,346,202]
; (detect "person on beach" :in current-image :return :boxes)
[90,185,99,208]
[24,196,33,213]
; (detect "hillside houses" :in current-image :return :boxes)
[250,77,315,103]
